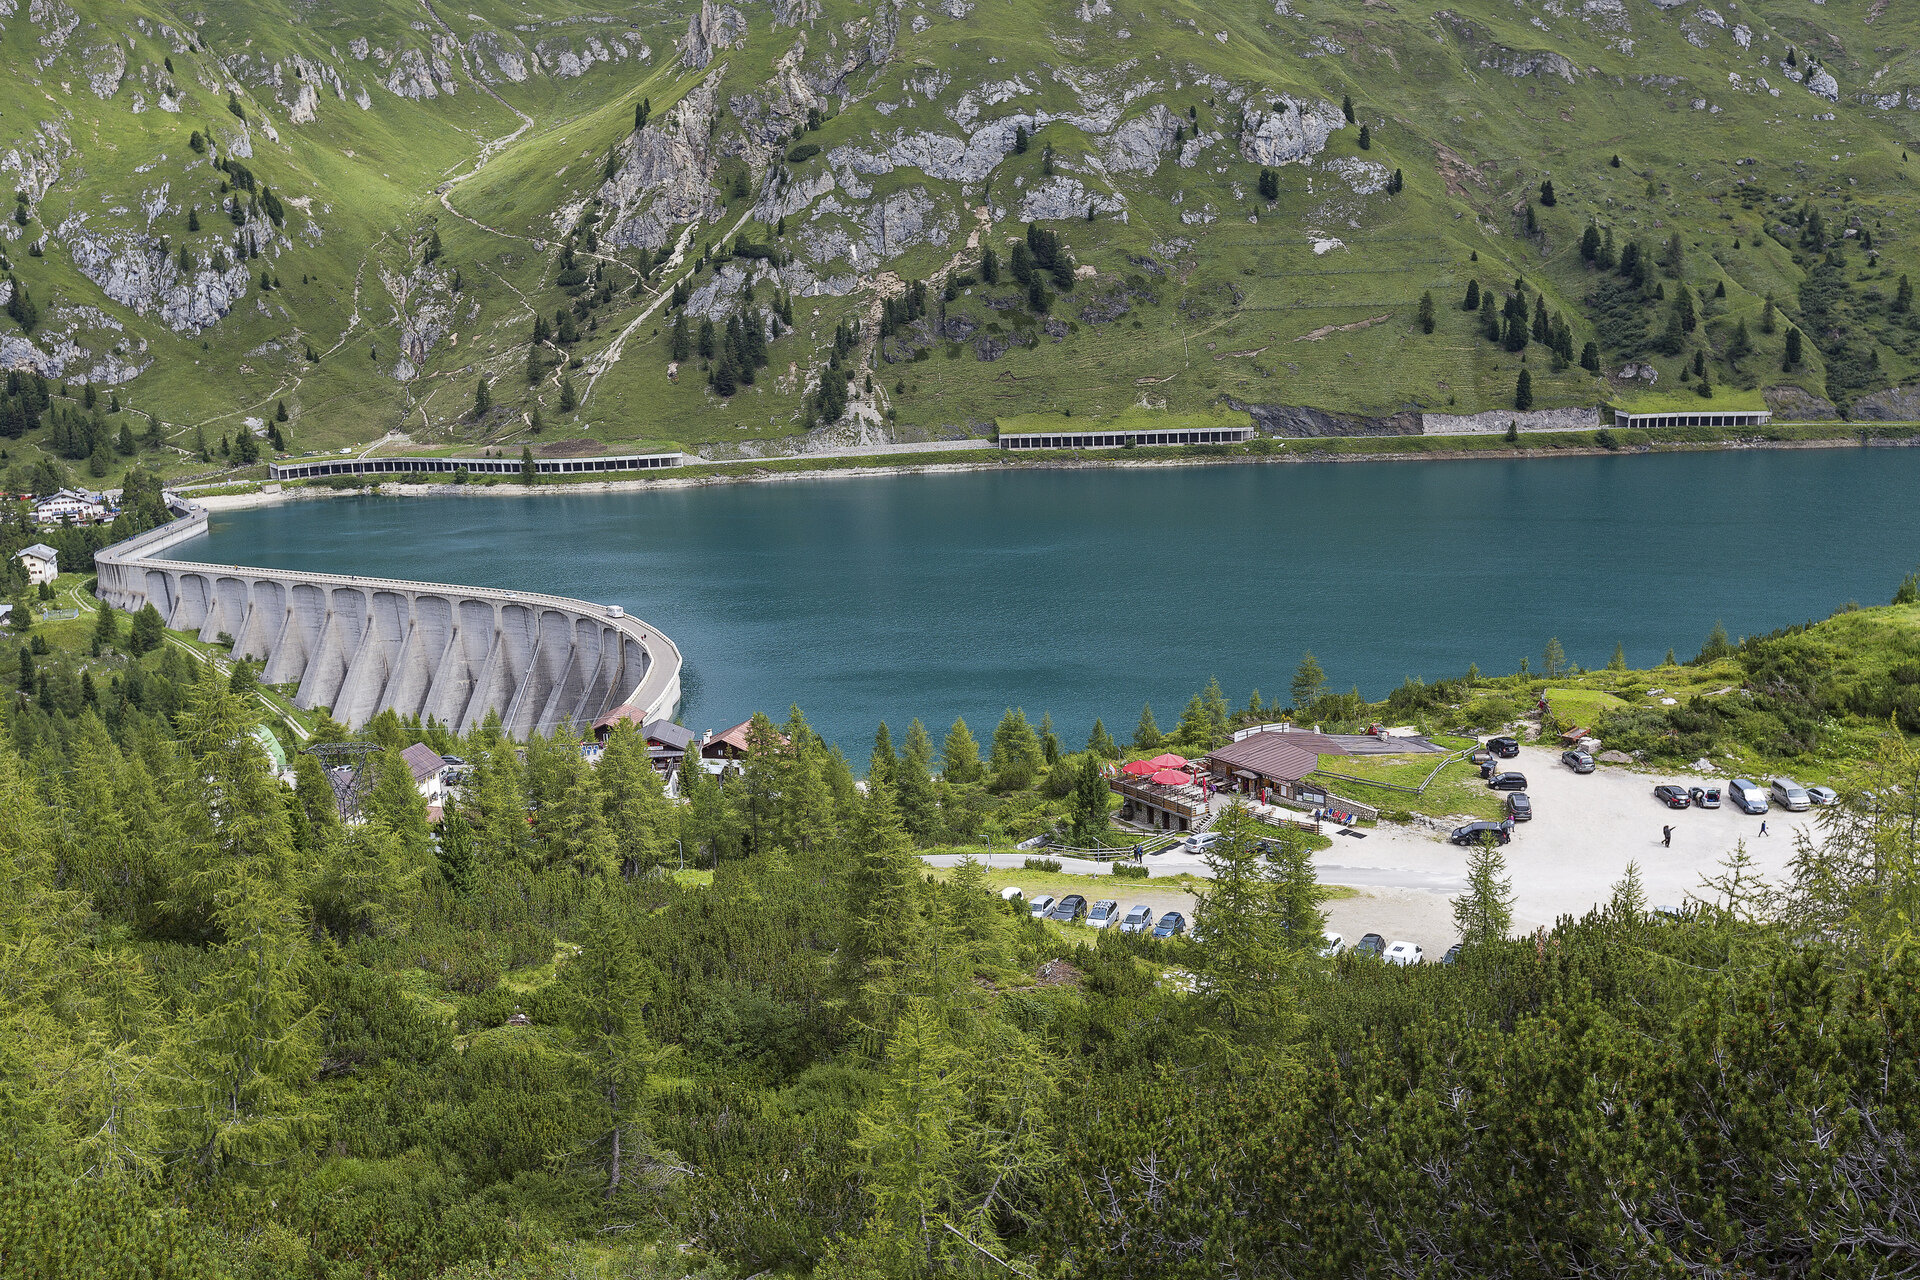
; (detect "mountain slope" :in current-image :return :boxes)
[2,0,1919,479]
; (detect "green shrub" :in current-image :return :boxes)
[1024,856,1062,873]
[1111,862,1149,879]
[785,143,821,163]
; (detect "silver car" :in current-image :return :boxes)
[1086,899,1121,929]
[1117,904,1154,935]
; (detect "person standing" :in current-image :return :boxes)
[1662,824,1672,848]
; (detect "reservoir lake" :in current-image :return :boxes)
[177,448,1920,753]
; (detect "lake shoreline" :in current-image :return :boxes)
[191,430,1916,512]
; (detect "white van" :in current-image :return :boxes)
[1770,778,1811,812]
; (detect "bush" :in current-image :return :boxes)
[1024,856,1063,873]
[786,143,821,163]
[1111,862,1149,880]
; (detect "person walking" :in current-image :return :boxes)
[1661,824,1672,848]
[1759,820,1769,837]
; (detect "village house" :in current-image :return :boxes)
[33,489,107,525]
[15,543,58,586]
[401,742,450,804]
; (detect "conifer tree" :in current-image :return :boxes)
[988,708,1044,792]
[940,717,982,784]
[870,721,898,786]
[1464,278,1480,311]
[1418,290,1435,334]
[1132,702,1162,750]
[1291,652,1327,711]
[1515,367,1533,410]
[1085,717,1118,760]
[1453,834,1515,949]
[598,721,670,874]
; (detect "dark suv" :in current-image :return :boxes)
[1450,820,1513,846]
[1488,736,1521,758]
[1047,894,1088,923]
[1487,771,1528,791]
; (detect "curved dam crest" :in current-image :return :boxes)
[95,506,682,738]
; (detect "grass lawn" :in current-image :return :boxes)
[1312,752,1505,821]
[1542,686,1630,730]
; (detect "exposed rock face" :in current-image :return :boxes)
[804,187,953,263]
[64,219,258,333]
[1496,50,1579,81]
[535,33,648,78]
[602,73,723,251]
[1805,68,1840,101]
[468,32,529,82]
[1764,385,1838,420]
[1850,384,1920,421]
[1237,98,1346,166]
[1233,400,1423,437]
[1322,156,1390,194]
[384,46,457,99]
[287,81,320,124]
[755,168,835,223]
[1104,104,1179,174]
[1017,176,1125,222]
[681,0,747,70]
[86,43,127,97]
[381,264,454,381]
[772,0,821,26]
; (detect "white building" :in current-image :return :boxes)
[15,544,58,585]
[401,742,449,804]
[34,489,107,525]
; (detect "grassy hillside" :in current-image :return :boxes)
[2,0,1919,491]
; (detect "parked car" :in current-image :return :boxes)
[1384,940,1425,966]
[1807,785,1839,806]
[1441,944,1462,965]
[1653,784,1692,810]
[1117,904,1154,935]
[1319,932,1346,958]
[1727,778,1769,815]
[1151,911,1187,938]
[1690,785,1721,809]
[1450,820,1512,847]
[1354,932,1387,959]
[1048,894,1088,923]
[1027,895,1056,919]
[1182,831,1222,853]
[1561,749,1596,774]
[1505,792,1533,822]
[1488,735,1521,758]
[1487,771,1528,792]
[1770,778,1812,812]
[999,886,1024,904]
[1086,899,1120,929]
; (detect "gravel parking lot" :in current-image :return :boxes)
[938,745,1820,960]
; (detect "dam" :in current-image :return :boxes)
[94,506,682,737]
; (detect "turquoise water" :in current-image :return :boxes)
[178,449,1920,751]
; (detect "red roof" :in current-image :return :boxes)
[592,703,649,734]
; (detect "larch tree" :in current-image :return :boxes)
[1132,702,1163,750]
[1453,834,1515,950]
[940,717,982,784]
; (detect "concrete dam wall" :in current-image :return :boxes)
[95,507,682,738]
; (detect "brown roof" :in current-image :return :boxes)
[708,718,759,753]
[401,742,446,783]
[1205,731,1346,783]
[592,703,648,734]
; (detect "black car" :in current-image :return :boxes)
[1353,933,1387,959]
[1151,911,1187,939]
[1450,819,1513,846]
[1505,792,1533,822]
[1487,771,1528,791]
[1048,894,1088,923]
[1488,735,1521,758]
[1653,784,1691,810]
[1561,749,1595,774]
[1690,785,1721,809]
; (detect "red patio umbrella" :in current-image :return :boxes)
[1121,759,1158,777]
[1148,752,1189,769]
[1150,769,1193,786]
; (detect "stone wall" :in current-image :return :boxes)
[1420,407,1601,435]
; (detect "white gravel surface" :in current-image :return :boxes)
[927,745,1816,957]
